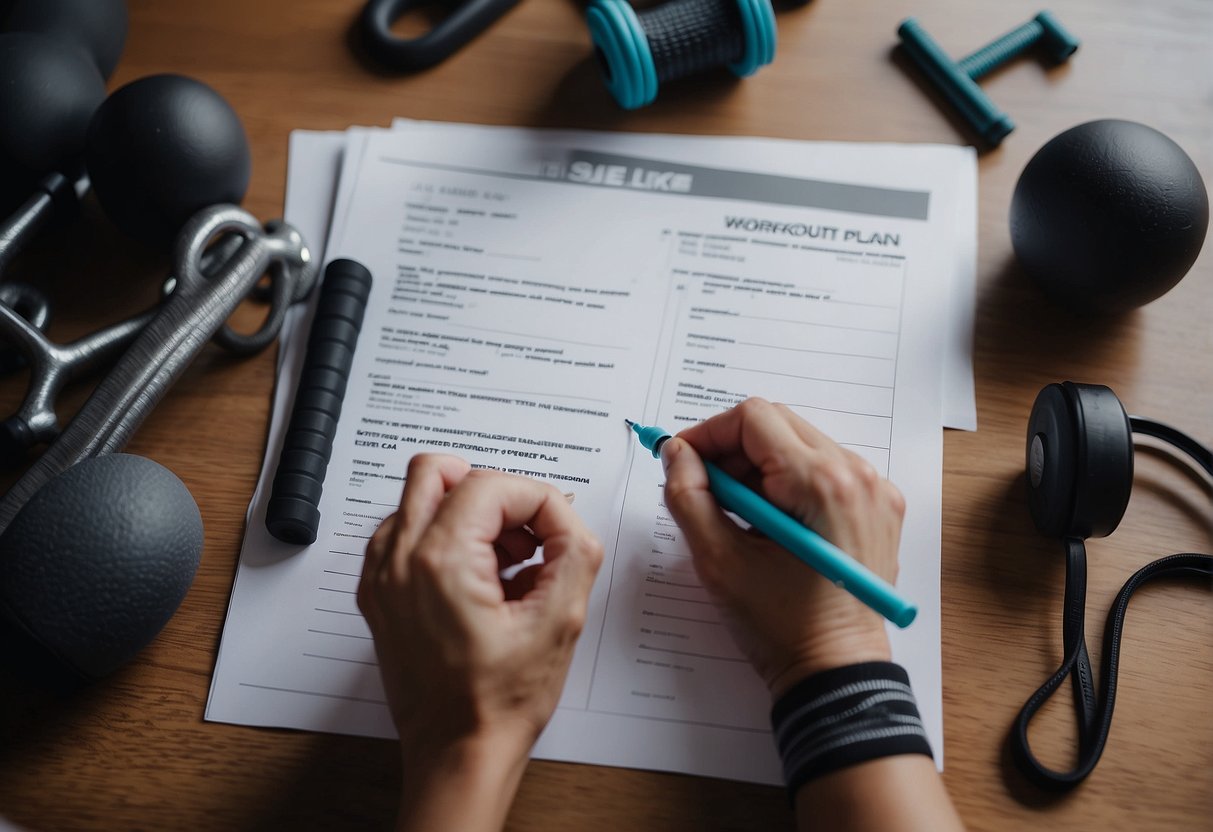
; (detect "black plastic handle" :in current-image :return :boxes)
[359,0,522,70]
[265,259,373,545]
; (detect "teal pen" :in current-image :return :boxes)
[626,419,918,628]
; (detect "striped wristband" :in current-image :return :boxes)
[770,661,933,795]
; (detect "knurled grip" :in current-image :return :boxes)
[265,258,373,545]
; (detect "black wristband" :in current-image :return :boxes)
[770,661,933,797]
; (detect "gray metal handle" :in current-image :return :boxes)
[0,203,317,535]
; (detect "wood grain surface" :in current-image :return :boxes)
[1,0,1210,829]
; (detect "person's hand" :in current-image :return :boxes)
[358,454,602,831]
[661,398,904,699]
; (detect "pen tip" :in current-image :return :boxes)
[624,418,634,427]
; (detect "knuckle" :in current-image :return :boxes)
[580,533,605,569]
[855,459,881,488]
[736,396,772,418]
[814,458,858,504]
[565,602,588,637]
[691,546,728,592]
[884,481,907,517]
[410,537,446,579]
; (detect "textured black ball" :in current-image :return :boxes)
[0,32,106,184]
[85,74,251,246]
[1010,119,1209,314]
[0,454,203,679]
[4,0,128,79]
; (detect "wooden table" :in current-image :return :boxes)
[1,0,1210,828]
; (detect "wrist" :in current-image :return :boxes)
[767,624,892,700]
[397,727,533,832]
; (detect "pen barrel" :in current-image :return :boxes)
[703,461,918,628]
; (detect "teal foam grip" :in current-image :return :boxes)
[587,0,658,109]
[587,0,776,109]
[729,0,776,77]
[897,16,1014,146]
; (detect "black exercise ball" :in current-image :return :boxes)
[0,32,106,185]
[0,454,203,679]
[4,0,128,79]
[1010,119,1209,314]
[84,74,251,247]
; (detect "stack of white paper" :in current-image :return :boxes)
[206,121,976,785]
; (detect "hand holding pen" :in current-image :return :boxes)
[650,398,908,700]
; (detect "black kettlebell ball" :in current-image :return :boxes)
[0,32,106,186]
[1010,119,1209,314]
[85,74,252,247]
[0,454,203,679]
[4,0,128,79]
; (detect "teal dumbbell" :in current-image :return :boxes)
[897,11,1080,146]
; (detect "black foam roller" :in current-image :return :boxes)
[266,259,373,545]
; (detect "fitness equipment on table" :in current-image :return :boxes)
[0,3,319,679]
[586,0,776,109]
[357,0,776,110]
[1011,382,1212,789]
[1010,120,1209,314]
[896,11,1079,147]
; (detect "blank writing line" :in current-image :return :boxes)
[308,628,372,640]
[329,550,366,557]
[323,569,360,578]
[783,402,892,420]
[319,587,356,595]
[644,611,722,626]
[638,644,748,663]
[736,313,897,335]
[315,607,362,617]
[302,652,378,667]
[645,578,703,590]
[644,592,716,606]
[840,441,891,452]
[736,341,893,361]
[728,365,893,390]
[237,682,385,706]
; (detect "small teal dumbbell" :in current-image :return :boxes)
[897,11,1080,146]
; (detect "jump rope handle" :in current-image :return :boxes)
[266,259,373,545]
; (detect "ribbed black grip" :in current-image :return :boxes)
[265,259,372,544]
[638,0,744,83]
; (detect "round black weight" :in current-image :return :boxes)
[0,454,203,679]
[84,74,251,247]
[1010,120,1209,314]
[4,0,128,79]
[0,32,106,187]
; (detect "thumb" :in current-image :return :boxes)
[661,437,749,577]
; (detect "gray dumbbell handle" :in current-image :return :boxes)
[0,204,316,536]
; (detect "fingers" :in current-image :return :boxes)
[423,471,602,604]
[660,436,752,594]
[361,455,470,614]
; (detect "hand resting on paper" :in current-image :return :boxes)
[358,454,602,832]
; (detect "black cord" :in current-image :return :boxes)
[1011,541,1213,790]
[1129,416,1213,477]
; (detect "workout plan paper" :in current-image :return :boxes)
[207,124,974,784]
